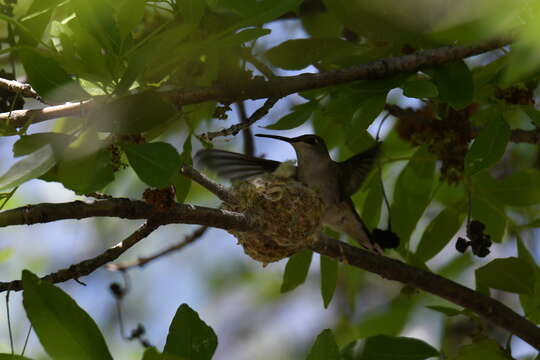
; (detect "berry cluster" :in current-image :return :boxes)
[393,104,474,184]
[456,220,492,257]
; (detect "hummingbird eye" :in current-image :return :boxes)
[306,136,317,145]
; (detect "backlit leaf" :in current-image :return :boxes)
[281,249,313,293]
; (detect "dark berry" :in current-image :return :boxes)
[372,229,400,249]
[456,237,470,253]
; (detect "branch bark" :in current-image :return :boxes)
[310,235,540,350]
[0,38,509,127]
[0,198,248,230]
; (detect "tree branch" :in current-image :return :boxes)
[0,38,509,127]
[310,235,540,351]
[0,77,41,101]
[0,198,248,230]
[107,226,208,271]
[200,97,279,141]
[180,165,237,204]
[0,220,161,292]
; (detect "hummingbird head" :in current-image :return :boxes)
[255,134,331,162]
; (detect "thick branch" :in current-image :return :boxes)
[0,220,161,292]
[0,198,248,230]
[0,39,509,126]
[0,77,40,100]
[310,235,540,351]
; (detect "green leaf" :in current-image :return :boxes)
[517,237,540,324]
[71,0,121,55]
[488,169,540,206]
[123,142,182,188]
[58,149,114,194]
[306,329,341,360]
[92,92,177,134]
[416,205,465,262]
[454,339,507,360]
[219,0,302,35]
[22,270,113,360]
[163,303,217,360]
[391,146,436,247]
[0,145,56,191]
[265,102,317,130]
[464,115,510,176]
[356,171,382,230]
[402,79,438,99]
[117,0,145,37]
[476,257,535,295]
[344,335,439,360]
[19,0,63,46]
[0,247,14,263]
[345,95,385,152]
[470,174,507,243]
[266,38,356,70]
[281,249,313,293]
[320,255,338,308]
[18,48,88,103]
[430,60,474,109]
[177,0,206,25]
[13,133,74,158]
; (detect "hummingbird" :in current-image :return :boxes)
[196,134,383,253]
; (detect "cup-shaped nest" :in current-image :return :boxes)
[223,174,325,265]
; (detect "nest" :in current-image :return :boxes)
[223,174,325,265]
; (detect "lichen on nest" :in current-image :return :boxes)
[223,173,325,265]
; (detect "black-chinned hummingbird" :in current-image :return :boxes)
[197,134,382,253]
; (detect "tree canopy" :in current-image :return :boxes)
[1,0,540,359]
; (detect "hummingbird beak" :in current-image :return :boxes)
[255,134,296,143]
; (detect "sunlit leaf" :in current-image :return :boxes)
[18,48,88,103]
[0,145,55,191]
[13,132,74,158]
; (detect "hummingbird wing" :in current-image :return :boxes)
[195,149,282,180]
[337,142,381,199]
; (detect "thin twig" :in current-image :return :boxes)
[180,164,237,204]
[241,50,275,79]
[108,226,208,271]
[0,77,41,100]
[200,97,279,141]
[237,101,256,156]
[0,220,161,292]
